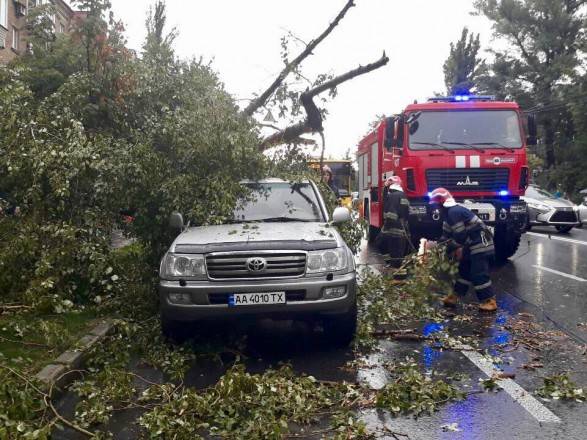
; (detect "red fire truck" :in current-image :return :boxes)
[357,95,536,261]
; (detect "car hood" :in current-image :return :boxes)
[522,196,575,208]
[171,222,342,254]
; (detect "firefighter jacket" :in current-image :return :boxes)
[382,188,410,237]
[441,205,494,257]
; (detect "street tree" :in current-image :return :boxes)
[443,27,487,95]
[474,0,587,168]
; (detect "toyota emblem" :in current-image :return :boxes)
[247,257,267,272]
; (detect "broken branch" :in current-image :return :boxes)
[259,52,389,149]
[243,0,356,116]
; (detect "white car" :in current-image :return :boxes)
[522,185,580,233]
[577,195,587,227]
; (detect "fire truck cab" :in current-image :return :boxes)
[357,95,535,261]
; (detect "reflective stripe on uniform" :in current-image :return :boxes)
[474,280,492,291]
[384,212,399,220]
[400,199,410,205]
[443,222,452,233]
[471,244,495,255]
[452,221,465,233]
[381,228,405,237]
[456,278,473,286]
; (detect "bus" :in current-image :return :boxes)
[308,159,353,208]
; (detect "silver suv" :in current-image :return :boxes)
[158,179,357,345]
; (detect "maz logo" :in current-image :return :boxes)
[456,176,479,186]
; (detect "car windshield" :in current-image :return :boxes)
[408,110,523,150]
[525,186,554,200]
[232,182,324,223]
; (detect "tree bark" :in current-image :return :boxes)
[259,52,389,150]
[243,0,356,117]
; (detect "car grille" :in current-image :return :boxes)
[208,290,306,305]
[426,168,510,192]
[206,252,306,280]
[550,210,577,223]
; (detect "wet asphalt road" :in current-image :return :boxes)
[55,227,587,439]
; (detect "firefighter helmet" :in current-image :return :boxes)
[429,187,457,207]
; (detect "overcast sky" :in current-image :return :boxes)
[105,0,495,158]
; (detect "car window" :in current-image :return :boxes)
[233,182,324,222]
[526,186,553,200]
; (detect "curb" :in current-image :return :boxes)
[35,318,117,391]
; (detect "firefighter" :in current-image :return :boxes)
[380,176,411,271]
[429,187,497,312]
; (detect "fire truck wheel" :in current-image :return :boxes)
[368,225,380,243]
[494,227,521,262]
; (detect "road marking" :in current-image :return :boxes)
[461,346,561,423]
[533,265,586,282]
[360,261,561,424]
[527,232,587,246]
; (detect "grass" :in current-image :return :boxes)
[0,308,97,373]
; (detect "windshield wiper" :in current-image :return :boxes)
[440,141,486,153]
[411,141,455,153]
[470,142,515,153]
[257,217,315,223]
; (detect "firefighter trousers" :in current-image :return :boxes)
[454,253,494,301]
[379,229,410,268]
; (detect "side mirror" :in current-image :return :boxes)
[527,114,537,146]
[332,206,351,224]
[169,212,184,230]
[384,116,395,151]
[396,115,405,149]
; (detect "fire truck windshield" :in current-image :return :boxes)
[408,110,523,150]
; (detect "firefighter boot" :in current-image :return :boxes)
[478,297,497,312]
[441,293,459,308]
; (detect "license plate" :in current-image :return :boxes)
[228,292,286,307]
[477,213,490,221]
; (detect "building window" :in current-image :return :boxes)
[12,27,19,51]
[0,0,8,29]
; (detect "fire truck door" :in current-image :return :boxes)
[369,142,382,227]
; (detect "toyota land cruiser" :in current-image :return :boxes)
[158,179,357,345]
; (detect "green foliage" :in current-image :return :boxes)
[355,248,456,348]
[0,367,50,440]
[536,374,585,402]
[443,27,486,95]
[376,359,464,416]
[139,364,359,439]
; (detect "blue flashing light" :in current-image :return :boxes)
[454,95,470,102]
[499,190,509,196]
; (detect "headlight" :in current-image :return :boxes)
[527,202,551,213]
[306,248,349,274]
[160,253,206,279]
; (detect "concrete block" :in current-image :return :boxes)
[54,350,84,369]
[77,333,101,350]
[89,320,115,338]
[35,363,68,387]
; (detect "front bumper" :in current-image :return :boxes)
[159,271,357,322]
[531,208,579,226]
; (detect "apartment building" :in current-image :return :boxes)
[0,0,77,64]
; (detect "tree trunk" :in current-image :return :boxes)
[543,118,556,168]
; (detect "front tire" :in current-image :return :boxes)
[161,315,189,343]
[556,225,574,233]
[322,303,358,347]
[494,226,522,262]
